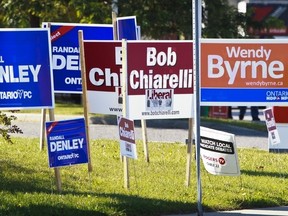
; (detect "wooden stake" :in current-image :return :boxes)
[39,109,46,150]
[141,119,149,162]
[112,11,150,164]
[78,30,93,172]
[121,39,129,189]
[48,109,62,192]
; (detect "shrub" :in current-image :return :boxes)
[0,111,23,143]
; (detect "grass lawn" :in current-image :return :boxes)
[18,102,84,116]
[0,137,288,216]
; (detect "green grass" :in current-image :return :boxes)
[18,103,84,115]
[1,137,288,216]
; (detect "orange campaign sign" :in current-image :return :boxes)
[201,39,288,106]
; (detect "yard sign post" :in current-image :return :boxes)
[113,13,150,163]
[193,0,203,215]
[125,40,194,187]
[121,39,130,189]
[47,108,62,192]
[78,30,93,172]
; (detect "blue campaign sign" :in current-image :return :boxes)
[117,16,138,40]
[201,88,288,104]
[46,118,88,168]
[0,29,54,110]
[44,22,114,93]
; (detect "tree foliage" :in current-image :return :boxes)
[0,0,247,142]
[0,0,112,27]
[202,0,247,38]
[0,112,22,144]
[0,0,247,39]
[117,0,192,39]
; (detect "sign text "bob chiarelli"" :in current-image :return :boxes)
[127,42,194,95]
[130,47,192,89]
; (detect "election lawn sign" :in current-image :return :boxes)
[43,22,113,93]
[82,40,194,119]
[0,28,54,110]
[200,127,240,176]
[117,16,138,40]
[125,41,194,120]
[81,15,139,115]
[263,107,280,146]
[46,118,88,168]
[118,116,137,159]
[201,39,288,106]
[82,40,123,115]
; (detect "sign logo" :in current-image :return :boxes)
[146,89,173,111]
[0,89,32,100]
[46,118,88,168]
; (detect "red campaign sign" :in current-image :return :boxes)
[84,41,122,92]
[126,41,193,95]
[118,117,135,143]
[51,26,75,42]
[264,108,277,131]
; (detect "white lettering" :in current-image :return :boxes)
[226,46,271,61]
[89,68,121,86]
[146,47,177,66]
[50,138,84,152]
[115,47,122,65]
[120,127,135,140]
[52,46,79,53]
[53,55,79,70]
[0,65,41,83]
[130,69,192,89]
[65,77,82,85]
[208,55,284,84]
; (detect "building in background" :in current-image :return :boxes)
[229,0,288,38]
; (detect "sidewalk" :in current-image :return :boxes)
[167,206,288,216]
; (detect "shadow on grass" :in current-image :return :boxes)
[0,161,201,215]
[88,192,199,216]
[0,160,53,194]
[0,187,201,216]
[233,198,285,213]
[241,169,288,178]
[0,203,107,216]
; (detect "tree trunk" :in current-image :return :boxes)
[29,14,40,27]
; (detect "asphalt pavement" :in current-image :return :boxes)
[9,108,269,151]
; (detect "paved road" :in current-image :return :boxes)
[10,109,269,151]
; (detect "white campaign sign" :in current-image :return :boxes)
[117,116,137,159]
[200,127,240,176]
[125,41,194,120]
[263,107,281,146]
